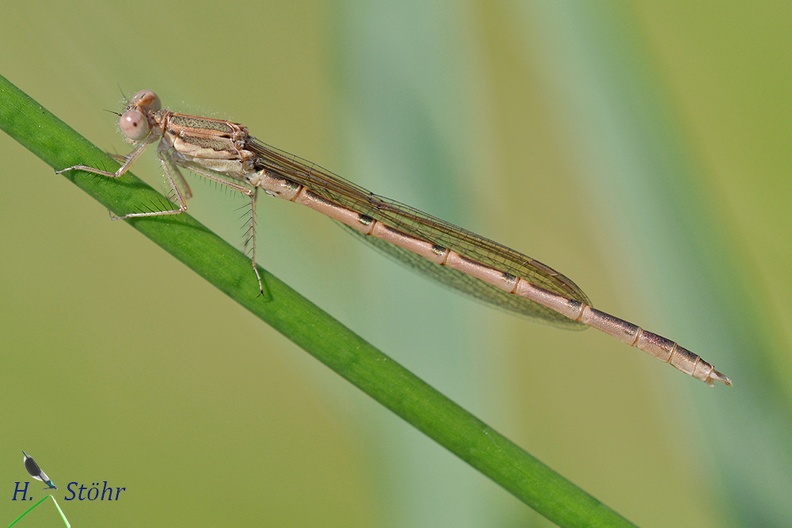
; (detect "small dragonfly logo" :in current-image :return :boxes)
[22,450,57,490]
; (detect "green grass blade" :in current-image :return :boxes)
[50,496,71,527]
[0,74,634,527]
[7,494,49,527]
[7,494,69,527]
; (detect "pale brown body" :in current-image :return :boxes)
[58,90,731,386]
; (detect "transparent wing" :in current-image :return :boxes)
[249,138,591,328]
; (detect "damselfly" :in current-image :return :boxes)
[22,450,57,490]
[57,90,731,386]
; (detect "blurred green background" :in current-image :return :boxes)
[1,1,790,526]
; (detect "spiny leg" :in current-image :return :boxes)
[246,187,264,294]
[56,137,153,179]
[179,164,263,293]
[57,140,190,219]
[108,146,191,220]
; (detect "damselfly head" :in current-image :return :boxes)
[119,90,161,142]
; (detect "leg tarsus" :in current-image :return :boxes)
[253,266,264,296]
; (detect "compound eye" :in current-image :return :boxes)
[120,109,150,141]
[131,90,161,112]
